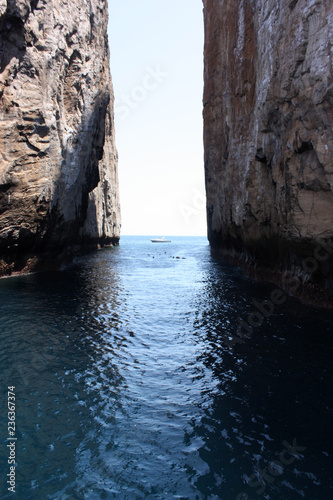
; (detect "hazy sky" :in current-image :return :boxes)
[108,0,206,237]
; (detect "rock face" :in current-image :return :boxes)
[203,0,333,303]
[0,0,120,275]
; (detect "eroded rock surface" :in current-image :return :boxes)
[0,0,120,275]
[203,0,333,304]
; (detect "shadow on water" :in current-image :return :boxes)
[0,238,332,499]
[188,258,333,499]
[0,249,130,499]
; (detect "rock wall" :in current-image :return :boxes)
[0,0,120,275]
[203,0,333,304]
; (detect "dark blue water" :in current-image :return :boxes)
[0,236,332,499]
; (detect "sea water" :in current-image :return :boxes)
[0,236,332,499]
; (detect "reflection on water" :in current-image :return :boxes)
[0,236,332,499]
[191,260,333,499]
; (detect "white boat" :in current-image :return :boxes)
[150,237,171,243]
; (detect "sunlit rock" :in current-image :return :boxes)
[0,0,120,275]
[203,0,333,304]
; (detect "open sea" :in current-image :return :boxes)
[0,235,332,499]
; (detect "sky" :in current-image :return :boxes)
[108,0,207,237]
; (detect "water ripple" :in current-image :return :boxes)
[0,236,332,499]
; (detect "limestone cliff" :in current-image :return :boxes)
[0,0,120,275]
[203,0,333,304]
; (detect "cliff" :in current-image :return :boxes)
[0,0,120,275]
[203,0,333,304]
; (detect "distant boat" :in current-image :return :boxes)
[150,237,171,243]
